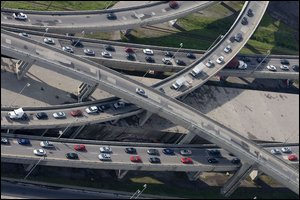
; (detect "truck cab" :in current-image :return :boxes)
[8,107,26,120]
[190,66,203,77]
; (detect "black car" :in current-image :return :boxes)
[241,17,248,25]
[159,88,165,93]
[162,148,174,155]
[280,59,290,65]
[186,52,196,59]
[97,104,110,112]
[247,9,254,17]
[231,158,241,164]
[66,152,79,159]
[208,149,221,157]
[234,33,243,42]
[292,65,299,72]
[256,57,267,63]
[165,51,174,57]
[105,45,115,52]
[147,148,159,155]
[66,33,75,37]
[125,147,137,154]
[176,59,186,66]
[207,157,218,163]
[126,54,136,61]
[36,112,48,120]
[71,39,83,47]
[241,56,251,62]
[149,157,161,163]
[145,56,155,63]
[107,12,117,20]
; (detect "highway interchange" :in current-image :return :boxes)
[1,0,299,197]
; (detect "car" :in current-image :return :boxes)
[113,101,126,109]
[40,141,54,148]
[159,88,165,93]
[147,149,159,155]
[169,1,179,9]
[18,138,30,145]
[1,137,9,145]
[105,45,115,52]
[270,148,281,155]
[292,65,299,72]
[125,147,137,154]
[101,51,112,58]
[237,60,247,70]
[175,59,186,66]
[216,56,224,64]
[256,57,267,63]
[205,60,214,67]
[241,17,248,25]
[125,47,135,54]
[130,155,142,163]
[207,157,218,163]
[162,57,172,65]
[165,51,174,57]
[162,148,174,155]
[288,154,298,161]
[53,112,66,119]
[70,110,82,117]
[100,146,112,153]
[62,46,74,53]
[126,53,136,61]
[43,38,55,45]
[208,149,221,157]
[66,152,79,159]
[13,12,27,20]
[181,157,193,164]
[186,52,196,59]
[98,153,111,161]
[36,112,48,120]
[281,147,292,153]
[234,33,243,42]
[66,33,75,37]
[71,39,83,47]
[107,12,117,20]
[143,49,154,55]
[280,65,289,70]
[247,9,254,17]
[231,158,241,164]
[145,56,155,63]
[149,157,161,163]
[180,149,192,156]
[241,56,251,62]
[280,59,290,65]
[84,49,95,56]
[98,104,111,111]
[224,45,231,53]
[74,144,86,151]
[136,88,148,98]
[33,149,46,156]
[85,106,99,114]
[266,65,277,71]
[18,32,29,37]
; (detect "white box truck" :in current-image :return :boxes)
[8,107,25,119]
[190,65,203,77]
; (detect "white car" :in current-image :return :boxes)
[19,32,29,37]
[205,60,214,67]
[85,106,99,114]
[53,112,66,119]
[13,12,27,20]
[100,146,112,153]
[98,153,111,161]
[33,149,46,156]
[101,51,112,58]
[281,147,291,153]
[224,45,231,53]
[180,149,192,156]
[43,38,55,45]
[237,60,247,70]
[216,56,224,64]
[270,148,281,154]
[143,49,154,55]
[136,88,148,98]
[84,49,95,56]
[62,46,74,53]
[40,141,54,148]
[266,65,276,71]
[280,65,289,70]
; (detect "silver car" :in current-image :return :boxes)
[100,146,112,153]
[98,153,111,161]
[62,46,74,53]
[53,112,66,119]
[270,148,281,154]
[33,149,46,156]
[281,147,292,153]
[84,49,95,56]
[44,38,55,45]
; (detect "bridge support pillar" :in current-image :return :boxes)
[139,110,152,126]
[15,60,35,80]
[116,170,128,179]
[77,82,98,102]
[221,163,254,197]
[23,164,35,172]
[186,171,202,181]
[70,125,86,139]
[177,131,196,144]
[121,29,132,36]
[249,170,263,181]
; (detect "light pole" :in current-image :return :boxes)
[172,43,183,60]
[24,156,45,180]
[74,30,85,47]
[130,189,140,199]
[58,118,79,139]
[135,184,147,199]
[252,50,270,73]
[9,83,30,107]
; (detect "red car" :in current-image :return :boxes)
[169,1,179,9]
[181,157,193,164]
[74,144,86,151]
[130,155,142,163]
[125,47,134,54]
[288,154,298,161]
[70,110,82,117]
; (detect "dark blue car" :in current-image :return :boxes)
[162,148,174,155]
[18,138,30,145]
